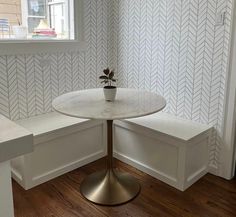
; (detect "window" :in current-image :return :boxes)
[0,0,75,40]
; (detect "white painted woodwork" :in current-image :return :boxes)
[11,112,106,190]
[0,0,85,55]
[11,110,211,191]
[0,114,33,162]
[0,161,14,217]
[114,113,212,191]
[222,1,236,179]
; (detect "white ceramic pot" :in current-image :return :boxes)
[12,26,28,39]
[103,86,117,101]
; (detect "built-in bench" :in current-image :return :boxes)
[11,112,106,190]
[114,113,212,191]
[11,111,212,191]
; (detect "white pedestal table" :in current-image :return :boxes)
[52,88,166,205]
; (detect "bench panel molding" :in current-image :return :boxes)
[114,114,212,191]
[11,113,106,190]
[11,112,211,191]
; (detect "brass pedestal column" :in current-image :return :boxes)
[80,120,141,205]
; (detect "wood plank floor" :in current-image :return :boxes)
[13,158,236,217]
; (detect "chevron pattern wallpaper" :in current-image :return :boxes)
[0,0,234,173]
[0,0,113,120]
[112,0,233,170]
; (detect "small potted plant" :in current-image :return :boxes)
[99,68,117,101]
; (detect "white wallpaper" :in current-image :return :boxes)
[0,0,113,120]
[0,0,234,173]
[112,0,233,170]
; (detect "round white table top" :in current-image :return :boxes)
[52,88,166,120]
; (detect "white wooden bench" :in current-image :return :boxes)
[11,112,106,190]
[114,113,212,191]
[11,111,212,191]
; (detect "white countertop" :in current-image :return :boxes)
[0,115,33,162]
[52,88,166,120]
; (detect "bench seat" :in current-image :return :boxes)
[114,112,212,191]
[11,112,106,190]
[11,111,212,191]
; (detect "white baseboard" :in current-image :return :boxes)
[208,164,219,176]
[11,168,23,183]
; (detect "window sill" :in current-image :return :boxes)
[0,40,87,55]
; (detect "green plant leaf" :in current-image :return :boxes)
[111,79,117,82]
[109,71,114,79]
[101,80,108,84]
[103,68,110,75]
[99,75,108,79]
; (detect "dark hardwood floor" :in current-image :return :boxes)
[13,158,236,217]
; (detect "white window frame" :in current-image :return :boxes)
[22,0,47,35]
[47,0,70,39]
[0,0,85,55]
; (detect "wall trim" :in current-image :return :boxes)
[221,0,236,179]
[208,164,219,176]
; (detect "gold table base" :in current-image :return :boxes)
[80,120,141,205]
[80,170,140,205]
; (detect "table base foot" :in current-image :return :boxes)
[80,170,140,206]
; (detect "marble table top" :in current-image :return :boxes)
[52,88,166,120]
